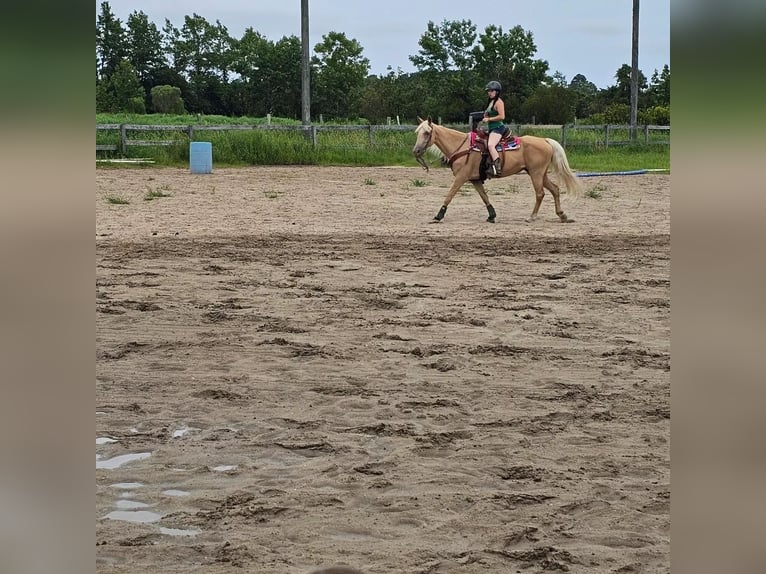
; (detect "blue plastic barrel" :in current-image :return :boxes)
[189,142,212,174]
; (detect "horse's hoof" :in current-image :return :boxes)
[430,218,442,224]
[486,217,495,223]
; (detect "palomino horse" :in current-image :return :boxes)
[412,117,583,223]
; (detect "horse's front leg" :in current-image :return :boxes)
[432,159,476,222]
[471,181,496,223]
[432,174,470,222]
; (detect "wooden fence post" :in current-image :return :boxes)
[562,124,568,147]
[644,124,649,144]
[604,125,610,148]
[120,124,127,155]
[187,125,194,141]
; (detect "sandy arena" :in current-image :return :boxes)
[96,166,670,573]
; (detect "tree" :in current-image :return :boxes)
[614,64,647,105]
[125,11,165,91]
[97,59,145,113]
[164,14,235,114]
[266,36,304,118]
[150,85,185,114]
[473,25,549,121]
[358,68,423,124]
[569,74,598,119]
[410,20,479,121]
[229,28,271,116]
[647,64,670,107]
[521,85,576,124]
[411,19,477,73]
[312,32,369,119]
[96,1,127,80]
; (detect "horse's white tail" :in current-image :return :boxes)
[546,138,583,198]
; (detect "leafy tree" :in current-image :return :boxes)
[647,64,670,107]
[473,25,549,121]
[549,71,568,87]
[312,32,370,119]
[96,1,127,80]
[358,68,423,124]
[150,85,185,114]
[97,59,145,112]
[224,31,304,118]
[588,103,631,124]
[165,14,235,114]
[125,11,165,92]
[411,19,477,73]
[569,73,598,119]
[602,64,648,107]
[521,85,576,124]
[410,20,480,121]
[639,105,670,126]
[266,36,303,118]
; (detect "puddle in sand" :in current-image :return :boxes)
[97,452,151,469]
[162,489,190,497]
[116,500,150,510]
[160,526,200,536]
[111,482,144,489]
[172,426,197,438]
[97,437,118,445]
[103,510,162,523]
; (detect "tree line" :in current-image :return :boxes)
[96,2,670,126]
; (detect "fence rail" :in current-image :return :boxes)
[96,122,669,156]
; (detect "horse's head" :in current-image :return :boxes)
[413,116,434,171]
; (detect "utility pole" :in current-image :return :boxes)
[630,0,639,141]
[301,0,311,131]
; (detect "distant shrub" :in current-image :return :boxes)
[151,85,186,115]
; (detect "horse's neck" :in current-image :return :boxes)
[434,126,469,156]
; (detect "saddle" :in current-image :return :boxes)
[468,112,519,152]
[474,129,520,151]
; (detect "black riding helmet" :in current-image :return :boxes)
[485,80,502,93]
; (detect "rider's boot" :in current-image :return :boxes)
[492,158,502,176]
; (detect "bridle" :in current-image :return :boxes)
[414,123,470,171]
[414,124,434,171]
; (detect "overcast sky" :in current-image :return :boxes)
[102,0,669,89]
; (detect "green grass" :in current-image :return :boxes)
[97,114,669,172]
[105,195,129,204]
[567,145,669,172]
[144,184,172,200]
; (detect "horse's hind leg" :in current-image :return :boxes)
[526,170,546,222]
[543,174,573,223]
[471,181,497,222]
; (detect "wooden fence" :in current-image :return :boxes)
[96,122,670,155]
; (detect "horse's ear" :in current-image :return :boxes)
[417,116,424,124]
[427,115,432,126]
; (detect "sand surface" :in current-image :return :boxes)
[97,166,670,573]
